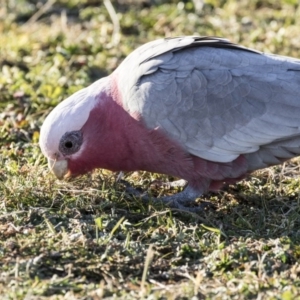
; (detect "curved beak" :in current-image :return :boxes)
[48,158,69,179]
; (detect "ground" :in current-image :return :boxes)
[1,0,300,299]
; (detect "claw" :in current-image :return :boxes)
[120,179,213,213]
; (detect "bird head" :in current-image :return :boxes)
[39,78,109,179]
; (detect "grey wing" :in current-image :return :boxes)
[115,36,253,111]
[117,37,300,163]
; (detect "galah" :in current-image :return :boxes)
[39,36,300,211]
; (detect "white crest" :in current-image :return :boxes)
[39,77,109,159]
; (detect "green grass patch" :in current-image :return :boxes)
[1,0,300,298]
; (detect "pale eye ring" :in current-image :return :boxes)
[59,131,83,155]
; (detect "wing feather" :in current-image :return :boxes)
[115,36,300,163]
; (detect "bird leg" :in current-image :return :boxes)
[121,180,214,213]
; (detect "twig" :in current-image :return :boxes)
[24,0,57,26]
[103,0,120,46]
[140,244,154,295]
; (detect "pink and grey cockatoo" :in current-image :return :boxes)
[39,36,300,211]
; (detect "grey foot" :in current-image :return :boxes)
[121,180,214,213]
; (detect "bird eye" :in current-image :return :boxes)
[59,131,83,156]
[65,141,73,149]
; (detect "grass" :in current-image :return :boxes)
[1,0,300,299]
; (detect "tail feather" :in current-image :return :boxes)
[245,136,300,171]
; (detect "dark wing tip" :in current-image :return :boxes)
[164,36,261,55]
